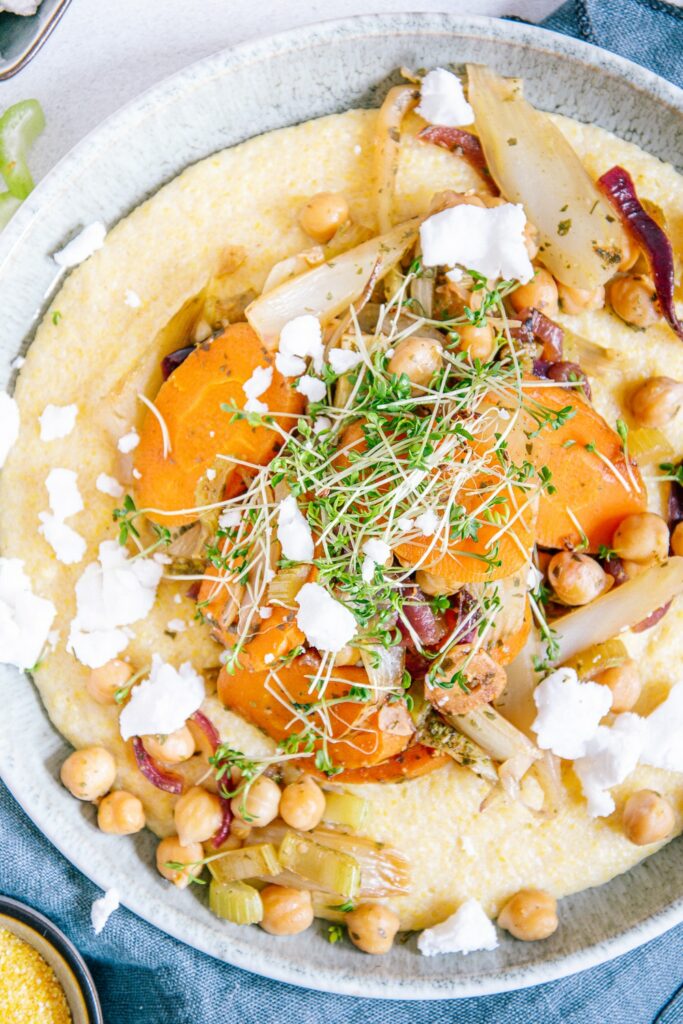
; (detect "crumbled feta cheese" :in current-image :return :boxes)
[0,558,56,669]
[362,538,391,564]
[418,899,498,957]
[45,468,83,520]
[38,514,86,565]
[219,509,242,531]
[532,667,612,759]
[420,203,534,284]
[67,541,162,668]
[259,606,273,620]
[276,315,323,377]
[574,713,645,817]
[0,1,41,17]
[396,516,415,534]
[415,509,439,537]
[53,222,106,268]
[312,416,332,436]
[296,375,326,402]
[417,68,475,128]
[361,557,376,584]
[329,349,362,374]
[245,397,268,414]
[277,495,314,562]
[296,582,357,654]
[640,683,683,772]
[96,473,124,498]
[124,289,142,308]
[166,618,187,633]
[39,403,77,441]
[11,355,25,370]
[117,429,139,453]
[206,468,217,481]
[119,654,205,740]
[243,364,273,414]
[91,887,120,935]
[0,393,19,468]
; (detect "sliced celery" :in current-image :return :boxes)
[208,843,280,884]
[279,831,360,899]
[209,879,263,925]
[562,638,628,680]
[323,791,370,832]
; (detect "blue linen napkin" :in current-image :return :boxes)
[1,2,683,1020]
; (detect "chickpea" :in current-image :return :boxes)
[594,659,642,713]
[617,233,640,273]
[230,774,281,828]
[557,282,605,316]
[671,522,683,557]
[613,512,669,566]
[299,192,349,243]
[458,321,496,362]
[174,786,223,846]
[622,789,675,846]
[279,777,325,831]
[86,659,132,705]
[60,746,116,802]
[608,275,660,329]
[498,889,558,941]
[259,885,314,935]
[230,816,252,842]
[387,336,443,389]
[334,645,361,667]
[156,835,204,889]
[630,376,683,428]
[415,570,461,596]
[510,269,559,317]
[346,903,400,954]
[97,790,145,835]
[547,551,608,606]
[142,726,195,765]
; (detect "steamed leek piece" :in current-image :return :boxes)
[375,84,420,234]
[209,879,263,924]
[360,643,405,703]
[562,638,628,679]
[416,708,498,781]
[467,64,628,289]
[323,791,371,832]
[208,843,280,884]
[444,704,541,798]
[267,564,310,608]
[246,218,421,348]
[278,831,361,899]
[627,427,674,462]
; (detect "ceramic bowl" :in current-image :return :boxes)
[0,13,682,999]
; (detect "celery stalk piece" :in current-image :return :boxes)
[0,100,45,200]
[416,709,498,781]
[207,843,280,884]
[209,880,263,925]
[323,791,370,832]
[278,831,361,899]
[562,638,628,680]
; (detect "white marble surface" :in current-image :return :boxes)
[0,0,561,180]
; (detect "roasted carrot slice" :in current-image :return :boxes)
[217,657,412,770]
[135,323,304,527]
[488,599,531,666]
[239,606,306,672]
[309,743,449,784]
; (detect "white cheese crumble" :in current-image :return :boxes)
[420,203,534,284]
[296,375,326,402]
[418,899,498,957]
[53,222,106,268]
[415,509,439,537]
[295,582,357,654]
[39,403,77,441]
[574,713,645,817]
[124,289,142,308]
[119,654,205,740]
[532,667,612,759]
[362,539,391,564]
[219,509,242,530]
[117,429,140,453]
[329,349,362,374]
[67,541,162,669]
[361,557,376,585]
[416,68,475,127]
[45,468,83,520]
[0,393,19,468]
[312,416,332,436]
[96,473,124,498]
[0,558,56,670]
[277,495,314,562]
[243,364,273,414]
[38,515,86,565]
[91,887,120,935]
[276,315,323,377]
[640,683,683,772]
[396,516,415,533]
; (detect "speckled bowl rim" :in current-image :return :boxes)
[0,12,682,1000]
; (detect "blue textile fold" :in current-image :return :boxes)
[2,3,683,1021]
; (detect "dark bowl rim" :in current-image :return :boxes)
[0,894,104,1023]
[0,0,73,81]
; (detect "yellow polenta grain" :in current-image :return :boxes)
[0,928,72,1024]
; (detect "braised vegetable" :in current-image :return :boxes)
[278,831,361,899]
[323,791,371,831]
[209,879,264,924]
[207,843,281,884]
[416,708,498,781]
[0,99,45,200]
[562,638,629,679]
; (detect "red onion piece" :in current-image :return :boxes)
[132,737,183,795]
[189,710,220,753]
[161,345,194,380]
[632,599,672,634]
[598,166,683,342]
[400,587,448,649]
[512,307,564,361]
[211,794,233,849]
[418,126,495,186]
[602,556,628,588]
[535,359,591,401]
